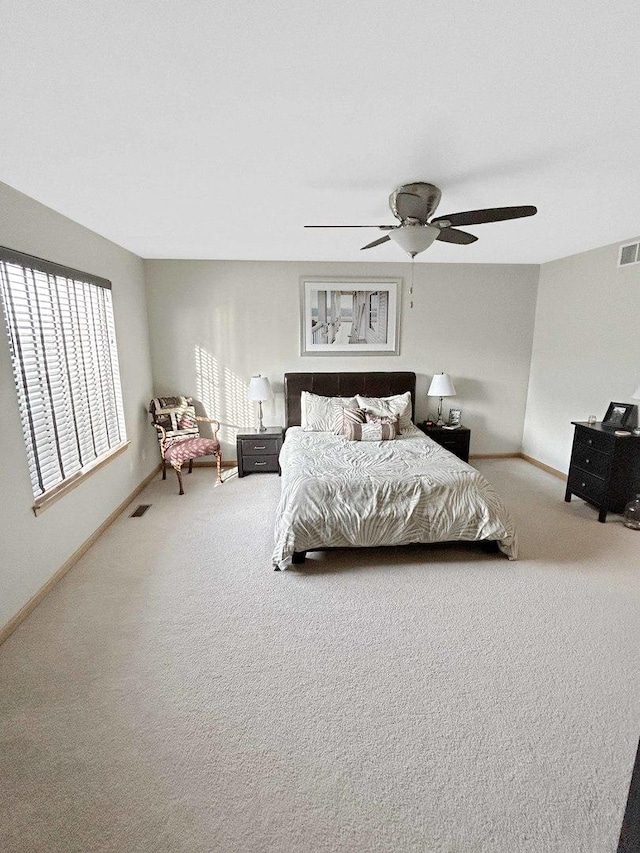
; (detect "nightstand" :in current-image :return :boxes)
[565,421,640,522]
[236,427,284,477]
[417,423,470,462]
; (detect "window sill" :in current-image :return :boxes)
[32,441,131,516]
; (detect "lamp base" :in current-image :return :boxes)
[257,400,266,432]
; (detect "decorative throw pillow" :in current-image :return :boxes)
[301,392,358,431]
[334,406,367,435]
[342,420,397,441]
[365,412,399,428]
[356,392,412,431]
[149,397,199,439]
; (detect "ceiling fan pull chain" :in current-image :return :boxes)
[409,258,415,309]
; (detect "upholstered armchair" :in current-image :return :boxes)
[149,396,223,494]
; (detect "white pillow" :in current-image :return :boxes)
[356,392,413,431]
[300,392,358,431]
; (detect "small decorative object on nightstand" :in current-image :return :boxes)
[236,427,284,477]
[418,422,470,462]
[632,383,640,434]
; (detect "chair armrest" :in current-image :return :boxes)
[196,415,220,433]
[152,422,169,454]
[196,416,220,438]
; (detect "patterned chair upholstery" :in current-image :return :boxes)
[149,396,223,495]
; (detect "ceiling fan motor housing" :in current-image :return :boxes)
[389,182,442,223]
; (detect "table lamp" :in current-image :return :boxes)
[247,375,272,432]
[427,372,456,426]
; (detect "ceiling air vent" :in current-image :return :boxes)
[618,242,640,267]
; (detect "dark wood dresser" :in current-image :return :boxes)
[236,427,283,477]
[564,421,640,522]
[418,423,470,462]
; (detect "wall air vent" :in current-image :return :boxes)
[618,241,640,267]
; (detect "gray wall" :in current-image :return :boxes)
[523,237,640,472]
[0,182,157,630]
[144,259,540,458]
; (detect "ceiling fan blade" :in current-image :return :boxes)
[436,227,478,245]
[360,235,391,251]
[304,224,395,229]
[431,205,537,228]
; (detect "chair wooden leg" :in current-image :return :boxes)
[216,452,223,484]
[175,467,184,495]
[188,458,193,474]
[162,458,167,480]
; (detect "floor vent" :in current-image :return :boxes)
[619,241,640,267]
[130,504,151,517]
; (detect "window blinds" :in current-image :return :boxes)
[0,247,126,500]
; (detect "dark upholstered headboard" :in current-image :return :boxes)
[284,372,416,429]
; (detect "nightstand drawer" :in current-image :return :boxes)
[570,444,610,479]
[574,425,613,453]
[241,438,280,456]
[438,436,467,451]
[242,454,279,473]
[567,468,606,503]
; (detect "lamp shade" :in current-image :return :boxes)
[389,224,440,257]
[427,373,456,397]
[247,375,272,402]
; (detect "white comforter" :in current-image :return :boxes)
[272,425,517,568]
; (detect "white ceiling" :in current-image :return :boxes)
[2,1,640,264]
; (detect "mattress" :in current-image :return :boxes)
[272,425,517,568]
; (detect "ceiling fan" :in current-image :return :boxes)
[305,182,537,257]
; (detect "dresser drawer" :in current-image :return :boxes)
[242,454,279,473]
[573,426,614,454]
[567,468,606,503]
[241,438,280,456]
[570,444,610,479]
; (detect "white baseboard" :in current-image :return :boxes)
[519,453,566,480]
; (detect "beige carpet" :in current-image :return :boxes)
[1,460,639,852]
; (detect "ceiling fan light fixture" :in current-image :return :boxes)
[389,224,440,257]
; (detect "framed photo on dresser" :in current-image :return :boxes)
[602,401,635,429]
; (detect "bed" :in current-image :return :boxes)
[272,371,517,569]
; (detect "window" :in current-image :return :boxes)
[0,246,127,508]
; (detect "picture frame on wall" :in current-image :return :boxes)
[300,277,401,356]
[601,401,636,429]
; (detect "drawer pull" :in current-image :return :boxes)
[587,439,593,445]
[254,445,266,450]
[581,482,586,488]
[585,458,590,464]
[255,461,267,466]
